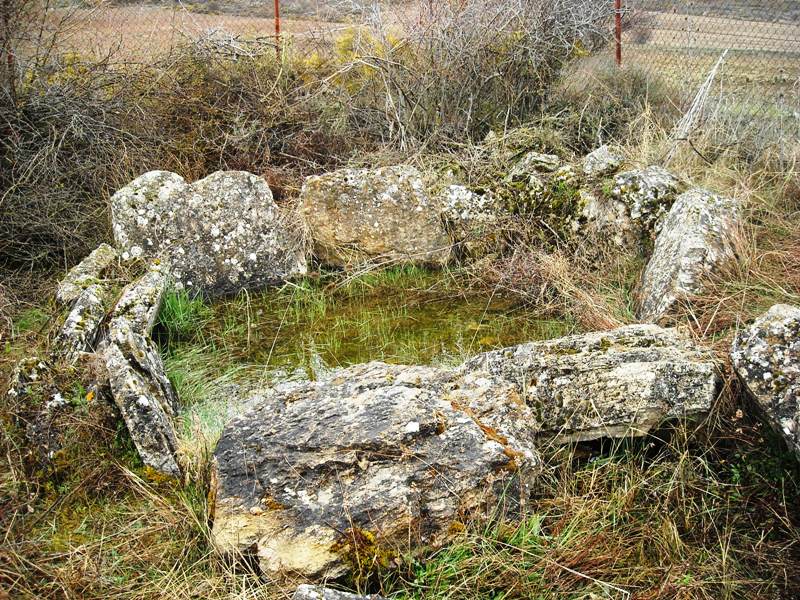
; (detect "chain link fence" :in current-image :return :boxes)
[22,0,800,143]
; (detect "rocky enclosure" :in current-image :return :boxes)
[27,141,798,591]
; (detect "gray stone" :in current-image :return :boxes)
[56,243,117,305]
[509,151,561,179]
[300,166,451,267]
[110,170,307,297]
[211,361,540,579]
[104,266,181,477]
[582,145,624,179]
[104,336,181,476]
[584,166,683,249]
[732,304,800,459]
[53,284,109,364]
[436,184,502,257]
[637,188,739,323]
[293,585,384,600]
[462,325,719,443]
[610,166,683,243]
[107,266,166,340]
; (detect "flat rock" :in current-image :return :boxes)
[732,304,799,459]
[462,325,719,443]
[300,166,450,267]
[293,585,384,600]
[110,170,307,297]
[582,145,623,179]
[509,151,561,179]
[104,266,182,476]
[211,362,540,579]
[637,188,738,323]
[56,243,117,305]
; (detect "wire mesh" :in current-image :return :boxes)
[24,0,800,142]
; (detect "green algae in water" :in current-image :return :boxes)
[162,274,574,377]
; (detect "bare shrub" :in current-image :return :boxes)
[318,0,613,145]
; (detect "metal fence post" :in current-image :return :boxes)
[274,0,281,57]
[615,0,622,66]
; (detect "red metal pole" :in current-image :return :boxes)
[614,0,622,66]
[274,0,281,57]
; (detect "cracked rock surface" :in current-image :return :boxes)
[300,166,451,267]
[103,266,182,476]
[111,170,307,297]
[211,361,540,579]
[637,188,739,323]
[732,304,800,459]
[462,324,720,443]
[56,243,117,305]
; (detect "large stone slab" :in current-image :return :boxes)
[300,166,451,267]
[211,362,540,579]
[462,325,720,443]
[56,243,117,305]
[104,266,182,477]
[732,304,799,459]
[110,170,307,297]
[637,188,738,323]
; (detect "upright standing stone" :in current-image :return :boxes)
[110,170,307,297]
[300,166,451,267]
[637,188,738,323]
[732,304,799,459]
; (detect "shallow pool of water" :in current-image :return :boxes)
[167,273,575,377]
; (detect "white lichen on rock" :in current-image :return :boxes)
[637,188,739,323]
[56,243,117,305]
[110,170,307,297]
[435,184,502,256]
[104,265,182,477]
[582,145,624,179]
[732,304,800,459]
[54,284,109,364]
[300,165,451,267]
[462,324,719,443]
[584,166,683,250]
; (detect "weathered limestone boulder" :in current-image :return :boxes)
[56,243,117,305]
[111,170,307,297]
[508,151,561,179]
[584,166,683,250]
[436,185,502,256]
[582,145,623,179]
[293,586,384,600]
[53,284,109,364]
[637,189,739,323]
[104,266,182,477]
[211,362,540,579]
[300,166,450,267]
[732,305,799,459]
[462,325,719,443]
[610,166,683,241]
